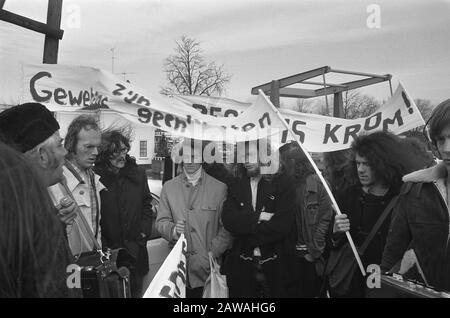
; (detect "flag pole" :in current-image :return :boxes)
[259,90,366,277]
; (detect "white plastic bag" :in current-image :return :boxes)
[202,252,228,298]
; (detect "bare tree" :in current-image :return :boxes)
[402,98,435,141]
[295,98,316,113]
[161,35,231,96]
[341,90,380,119]
[413,98,434,122]
[311,90,380,118]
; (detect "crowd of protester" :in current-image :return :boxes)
[0,99,450,298]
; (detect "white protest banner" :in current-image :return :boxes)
[174,84,426,152]
[142,234,188,298]
[21,63,425,152]
[21,63,278,144]
[174,94,249,117]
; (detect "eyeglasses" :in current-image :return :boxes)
[113,147,129,156]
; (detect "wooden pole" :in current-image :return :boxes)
[172,160,176,180]
[388,79,393,97]
[0,9,63,38]
[43,0,63,64]
[333,92,344,118]
[322,72,329,115]
[270,80,280,108]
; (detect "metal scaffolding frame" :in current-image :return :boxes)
[251,66,392,118]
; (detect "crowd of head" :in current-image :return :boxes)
[0,98,450,298]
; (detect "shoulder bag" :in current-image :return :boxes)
[325,195,399,296]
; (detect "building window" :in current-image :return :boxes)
[154,129,171,158]
[140,140,148,158]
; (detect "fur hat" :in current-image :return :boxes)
[0,103,60,153]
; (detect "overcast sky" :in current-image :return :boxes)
[0,0,449,107]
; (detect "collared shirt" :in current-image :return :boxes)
[69,162,99,234]
[184,166,202,187]
[250,176,261,212]
[250,175,262,257]
[48,162,105,256]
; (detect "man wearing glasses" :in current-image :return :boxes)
[93,127,153,297]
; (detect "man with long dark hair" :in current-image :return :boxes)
[330,131,422,297]
[94,127,153,297]
[222,140,297,297]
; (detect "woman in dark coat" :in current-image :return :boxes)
[95,128,153,298]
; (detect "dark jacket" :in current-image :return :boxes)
[328,184,396,298]
[333,184,396,267]
[295,174,332,273]
[95,157,153,275]
[381,162,450,291]
[222,172,297,297]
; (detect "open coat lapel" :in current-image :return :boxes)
[256,178,275,213]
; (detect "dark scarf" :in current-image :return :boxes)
[95,156,140,188]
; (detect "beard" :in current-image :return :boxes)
[245,165,260,177]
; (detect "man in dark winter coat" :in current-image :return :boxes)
[222,141,297,298]
[280,142,333,298]
[382,99,450,292]
[330,131,421,298]
[0,103,81,297]
[94,128,153,298]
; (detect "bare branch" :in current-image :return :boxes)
[162,35,231,96]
